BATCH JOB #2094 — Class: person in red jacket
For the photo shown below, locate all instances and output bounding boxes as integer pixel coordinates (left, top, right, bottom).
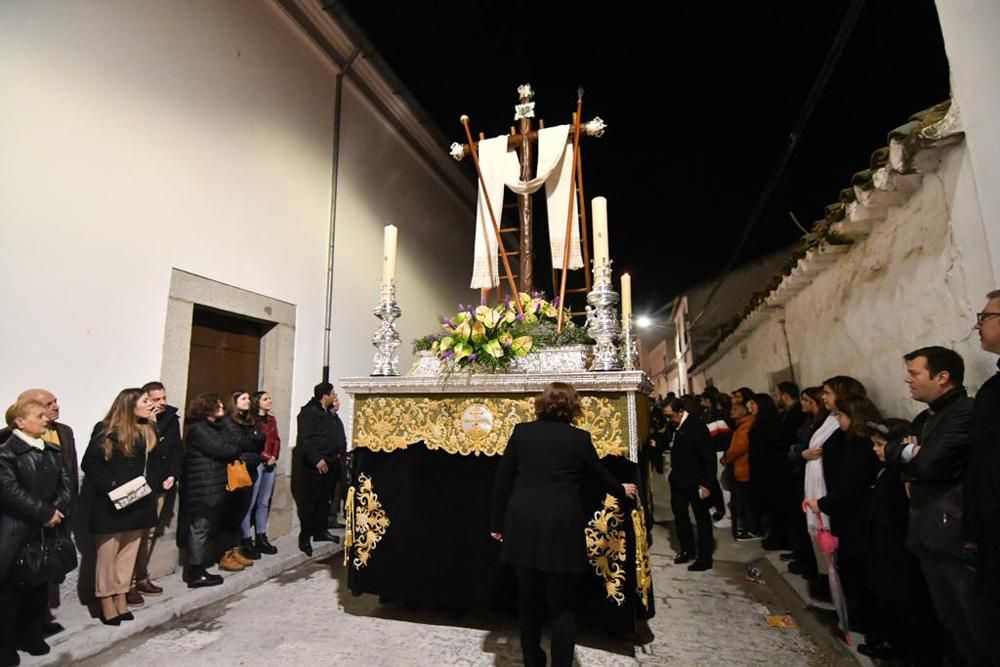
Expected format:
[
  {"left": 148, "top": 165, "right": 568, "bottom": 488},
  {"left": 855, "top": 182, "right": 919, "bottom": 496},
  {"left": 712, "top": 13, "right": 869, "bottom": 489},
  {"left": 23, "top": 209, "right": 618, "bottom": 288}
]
[
  {"left": 722, "top": 402, "right": 758, "bottom": 541},
  {"left": 243, "top": 391, "right": 281, "bottom": 555}
]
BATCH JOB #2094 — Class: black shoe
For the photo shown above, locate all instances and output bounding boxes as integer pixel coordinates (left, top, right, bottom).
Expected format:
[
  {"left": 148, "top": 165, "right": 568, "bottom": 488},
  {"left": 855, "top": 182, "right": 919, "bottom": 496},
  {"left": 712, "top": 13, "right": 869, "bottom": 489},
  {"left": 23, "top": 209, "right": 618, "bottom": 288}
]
[
  {"left": 241, "top": 539, "right": 262, "bottom": 560},
  {"left": 711, "top": 510, "right": 725, "bottom": 522},
  {"left": 187, "top": 568, "right": 224, "bottom": 588},
  {"left": 735, "top": 531, "right": 761, "bottom": 542},
  {"left": 687, "top": 560, "right": 713, "bottom": 572},
  {"left": 673, "top": 552, "right": 694, "bottom": 565},
  {"left": 16, "top": 638, "right": 49, "bottom": 657},
  {"left": 312, "top": 530, "right": 339, "bottom": 543},
  {"left": 1, "top": 648, "right": 20, "bottom": 666},
  {"left": 788, "top": 560, "right": 808, "bottom": 575},
  {"left": 100, "top": 614, "right": 121, "bottom": 626},
  {"left": 118, "top": 612, "right": 135, "bottom": 622},
  {"left": 328, "top": 519, "right": 345, "bottom": 529},
  {"left": 298, "top": 536, "right": 313, "bottom": 556},
  {"left": 41, "top": 621, "right": 64, "bottom": 637},
  {"left": 778, "top": 552, "right": 796, "bottom": 561},
  {"left": 255, "top": 534, "right": 278, "bottom": 555}
]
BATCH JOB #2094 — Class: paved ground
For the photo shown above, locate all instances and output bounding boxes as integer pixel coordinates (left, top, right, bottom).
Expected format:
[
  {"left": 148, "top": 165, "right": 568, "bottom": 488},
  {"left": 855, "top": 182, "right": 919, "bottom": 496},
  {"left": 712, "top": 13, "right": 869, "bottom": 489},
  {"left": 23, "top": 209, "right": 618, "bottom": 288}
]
[{"left": 73, "top": 476, "right": 856, "bottom": 666}]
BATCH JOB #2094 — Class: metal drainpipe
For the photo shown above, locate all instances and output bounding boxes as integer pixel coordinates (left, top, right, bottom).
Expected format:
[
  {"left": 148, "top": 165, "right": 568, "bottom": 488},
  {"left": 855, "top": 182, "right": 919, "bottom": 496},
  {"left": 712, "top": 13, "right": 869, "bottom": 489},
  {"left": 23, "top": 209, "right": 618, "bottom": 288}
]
[
  {"left": 779, "top": 310, "right": 797, "bottom": 385},
  {"left": 322, "top": 48, "right": 362, "bottom": 383}
]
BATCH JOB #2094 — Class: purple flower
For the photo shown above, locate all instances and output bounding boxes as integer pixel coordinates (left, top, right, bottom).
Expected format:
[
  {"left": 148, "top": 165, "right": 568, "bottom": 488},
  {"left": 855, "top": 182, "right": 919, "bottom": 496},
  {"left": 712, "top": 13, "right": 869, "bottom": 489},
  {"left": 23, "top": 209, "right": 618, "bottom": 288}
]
[
  {"left": 502, "top": 341, "right": 512, "bottom": 349},
  {"left": 516, "top": 313, "right": 525, "bottom": 321},
  {"left": 441, "top": 350, "right": 455, "bottom": 359},
  {"left": 443, "top": 318, "right": 453, "bottom": 327},
  {"left": 553, "top": 296, "right": 561, "bottom": 306},
  {"left": 469, "top": 353, "right": 478, "bottom": 361}
]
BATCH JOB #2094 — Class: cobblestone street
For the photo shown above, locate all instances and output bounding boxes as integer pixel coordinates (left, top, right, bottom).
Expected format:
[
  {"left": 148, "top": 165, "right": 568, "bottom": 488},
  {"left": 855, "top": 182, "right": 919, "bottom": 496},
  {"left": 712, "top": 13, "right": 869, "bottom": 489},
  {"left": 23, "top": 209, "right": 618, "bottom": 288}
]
[{"left": 76, "top": 517, "right": 842, "bottom": 667}]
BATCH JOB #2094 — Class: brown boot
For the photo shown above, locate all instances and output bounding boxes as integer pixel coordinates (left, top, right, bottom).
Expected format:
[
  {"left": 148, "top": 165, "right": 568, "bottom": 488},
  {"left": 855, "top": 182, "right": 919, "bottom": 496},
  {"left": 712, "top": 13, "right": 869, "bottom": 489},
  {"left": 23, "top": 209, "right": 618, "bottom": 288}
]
[
  {"left": 218, "top": 550, "right": 245, "bottom": 572},
  {"left": 230, "top": 548, "right": 254, "bottom": 567}
]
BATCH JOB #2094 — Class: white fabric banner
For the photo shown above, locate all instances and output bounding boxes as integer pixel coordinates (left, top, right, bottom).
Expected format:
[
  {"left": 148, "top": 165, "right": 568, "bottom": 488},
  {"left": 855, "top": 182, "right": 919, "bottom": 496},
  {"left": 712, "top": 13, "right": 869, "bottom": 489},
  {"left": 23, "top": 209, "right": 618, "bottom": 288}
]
[
  {"left": 470, "top": 125, "right": 584, "bottom": 288},
  {"left": 470, "top": 135, "right": 509, "bottom": 288}
]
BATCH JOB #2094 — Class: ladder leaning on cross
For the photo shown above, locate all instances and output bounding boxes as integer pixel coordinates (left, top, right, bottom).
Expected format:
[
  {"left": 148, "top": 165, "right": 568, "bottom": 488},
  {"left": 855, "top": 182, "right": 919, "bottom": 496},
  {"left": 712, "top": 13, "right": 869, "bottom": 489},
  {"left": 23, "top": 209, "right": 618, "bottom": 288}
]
[{"left": 451, "top": 84, "right": 607, "bottom": 330}]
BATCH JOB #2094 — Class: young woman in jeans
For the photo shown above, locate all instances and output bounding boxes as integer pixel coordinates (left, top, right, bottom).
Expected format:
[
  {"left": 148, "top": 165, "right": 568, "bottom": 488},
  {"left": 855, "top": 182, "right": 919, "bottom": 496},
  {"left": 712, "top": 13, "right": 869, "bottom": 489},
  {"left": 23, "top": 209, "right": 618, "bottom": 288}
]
[{"left": 242, "top": 391, "right": 280, "bottom": 555}]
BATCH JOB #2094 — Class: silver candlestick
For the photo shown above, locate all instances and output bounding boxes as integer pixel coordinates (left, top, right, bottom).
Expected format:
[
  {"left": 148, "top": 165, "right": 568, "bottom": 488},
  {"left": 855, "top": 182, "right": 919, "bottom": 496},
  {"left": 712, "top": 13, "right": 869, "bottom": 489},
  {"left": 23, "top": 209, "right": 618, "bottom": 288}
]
[
  {"left": 621, "top": 320, "right": 639, "bottom": 371},
  {"left": 584, "top": 259, "right": 622, "bottom": 371},
  {"left": 371, "top": 280, "right": 401, "bottom": 376}
]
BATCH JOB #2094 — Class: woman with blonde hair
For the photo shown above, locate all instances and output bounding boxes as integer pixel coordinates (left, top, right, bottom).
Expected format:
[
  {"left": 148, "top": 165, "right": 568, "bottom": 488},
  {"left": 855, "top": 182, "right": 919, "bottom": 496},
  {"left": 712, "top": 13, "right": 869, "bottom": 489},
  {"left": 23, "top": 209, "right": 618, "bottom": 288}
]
[{"left": 82, "top": 388, "right": 164, "bottom": 625}]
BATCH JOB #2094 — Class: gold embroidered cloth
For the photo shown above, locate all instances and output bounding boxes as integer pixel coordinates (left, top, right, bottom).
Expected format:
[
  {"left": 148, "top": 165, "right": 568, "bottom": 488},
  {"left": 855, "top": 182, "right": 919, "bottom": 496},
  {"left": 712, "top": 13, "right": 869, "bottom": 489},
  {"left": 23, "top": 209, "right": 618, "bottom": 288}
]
[{"left": 351, "top": 393, "right": 633, "bottom": 458}]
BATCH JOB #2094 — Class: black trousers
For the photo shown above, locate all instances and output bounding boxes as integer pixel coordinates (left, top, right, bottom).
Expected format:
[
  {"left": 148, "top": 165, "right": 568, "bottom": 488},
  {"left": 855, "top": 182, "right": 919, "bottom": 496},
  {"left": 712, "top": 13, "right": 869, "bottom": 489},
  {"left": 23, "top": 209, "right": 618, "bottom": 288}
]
[
  {"left": 515, "top": 567, "right": 577, "bottom": 667},
  {"left": 294, "top": 461, "right": 338, "bottom": 538},
  {"left": 920, "top": 552, "right": 1000, "bottom": 666},
  {"left": 730, "top": 481, "right": 759, "bottom": 536},
  {"left": 186, "top": 508, "right": 221, "bottom": 567},
  {"left": 670, "top": 483, "right": 714, "bottom": 561},
  {"left": 0, "top": 578, "right": 47, "bottom": 654}
]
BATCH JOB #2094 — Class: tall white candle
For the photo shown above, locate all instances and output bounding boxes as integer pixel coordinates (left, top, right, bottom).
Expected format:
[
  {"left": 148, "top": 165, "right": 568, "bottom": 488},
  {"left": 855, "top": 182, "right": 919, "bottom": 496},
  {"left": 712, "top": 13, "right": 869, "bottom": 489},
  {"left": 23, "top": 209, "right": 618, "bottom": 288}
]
[
  {"left": 592, "top": 197, "right": 609, "bottom": 267},
  {"left": 621, "top": 273, "right": 632, "bottom": 329},
  {"left": 382, "top": 224, "right": 398, "bottom": 284}
]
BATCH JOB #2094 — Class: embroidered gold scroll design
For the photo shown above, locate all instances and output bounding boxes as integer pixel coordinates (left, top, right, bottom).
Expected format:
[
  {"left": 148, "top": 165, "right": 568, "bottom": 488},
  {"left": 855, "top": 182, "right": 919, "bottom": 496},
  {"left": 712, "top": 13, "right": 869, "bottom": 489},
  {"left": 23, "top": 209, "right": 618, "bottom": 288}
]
[
  {"left": 350, "top": 473, "right": 390, "bottom": 570},
  {"left": 585, "top": 494, "right": 627, "bottom": 605},
  {"left": 351, "top": 394, "right": 628, "bottom": 458},
  {"left": 631, "top": 503, "right": 652, "bottom": 609}
]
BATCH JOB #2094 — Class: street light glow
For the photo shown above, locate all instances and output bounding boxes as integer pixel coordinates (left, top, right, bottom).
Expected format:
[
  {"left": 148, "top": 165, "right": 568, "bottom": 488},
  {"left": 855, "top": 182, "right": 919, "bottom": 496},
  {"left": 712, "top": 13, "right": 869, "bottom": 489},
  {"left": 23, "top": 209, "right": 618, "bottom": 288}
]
[{"left": 636, "top": 315, "right": 653, "bottom": 329}]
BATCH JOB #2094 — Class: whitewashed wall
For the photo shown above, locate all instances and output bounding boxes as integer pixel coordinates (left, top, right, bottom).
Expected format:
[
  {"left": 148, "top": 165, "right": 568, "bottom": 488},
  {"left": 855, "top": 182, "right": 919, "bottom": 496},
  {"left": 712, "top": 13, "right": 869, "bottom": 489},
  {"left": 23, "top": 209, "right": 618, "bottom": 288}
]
[
  {"left": 0, "top": 1, "right": 473, "bottom": 444},
  {"left": 701, "top": 144, "right": 997, "bottom": 418}
]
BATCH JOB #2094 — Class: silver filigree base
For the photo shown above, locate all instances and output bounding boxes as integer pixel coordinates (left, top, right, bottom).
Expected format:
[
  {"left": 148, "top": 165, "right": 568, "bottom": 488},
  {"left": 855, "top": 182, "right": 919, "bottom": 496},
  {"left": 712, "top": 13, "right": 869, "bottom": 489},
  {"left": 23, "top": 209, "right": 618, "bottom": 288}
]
[
  {"left": 585, "top": 260, "right": 622, "bottom": 372},
  {"left": 621, "top": 324, "right": 639, "bottom": 371},
  {"left": 509, "top": 345, "right": 591, "bottom": 374},
  {"left": 371, "top": 281, "right": 401, "bottom": 376}
]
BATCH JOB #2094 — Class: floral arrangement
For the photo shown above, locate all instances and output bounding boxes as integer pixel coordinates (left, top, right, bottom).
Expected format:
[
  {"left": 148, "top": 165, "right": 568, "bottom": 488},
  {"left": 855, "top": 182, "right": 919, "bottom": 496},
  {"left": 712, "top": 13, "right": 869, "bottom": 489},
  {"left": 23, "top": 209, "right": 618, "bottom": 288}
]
[{"left": 413, "top": 292, "right": 593, "bottom": 371}]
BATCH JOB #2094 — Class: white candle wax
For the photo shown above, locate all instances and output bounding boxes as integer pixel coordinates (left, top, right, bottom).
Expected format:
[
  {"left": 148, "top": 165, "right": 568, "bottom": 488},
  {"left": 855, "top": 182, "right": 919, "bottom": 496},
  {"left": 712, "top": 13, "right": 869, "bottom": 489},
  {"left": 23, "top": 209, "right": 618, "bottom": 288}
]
[
  {"left": 382, "top": 224, "right": 398, "bottom": 284},
  {"left": 592, "top": 197, "right": 609, "bottom": 266},
  {"left": 621, "top": 273, "right": 632, "bottom": 328}
]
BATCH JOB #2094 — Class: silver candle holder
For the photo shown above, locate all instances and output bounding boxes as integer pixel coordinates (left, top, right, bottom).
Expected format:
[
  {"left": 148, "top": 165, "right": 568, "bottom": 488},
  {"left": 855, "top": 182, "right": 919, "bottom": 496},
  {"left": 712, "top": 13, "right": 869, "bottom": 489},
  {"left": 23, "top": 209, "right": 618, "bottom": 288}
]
[
  {"left": 371, "top": 280, "right": 401, "bottom": 376},
  {"left": 584, "top": 259, "right": 622, "bottom": 371},
  {"left": 621, "top": 319, "right": 639, "bottom": 371}
]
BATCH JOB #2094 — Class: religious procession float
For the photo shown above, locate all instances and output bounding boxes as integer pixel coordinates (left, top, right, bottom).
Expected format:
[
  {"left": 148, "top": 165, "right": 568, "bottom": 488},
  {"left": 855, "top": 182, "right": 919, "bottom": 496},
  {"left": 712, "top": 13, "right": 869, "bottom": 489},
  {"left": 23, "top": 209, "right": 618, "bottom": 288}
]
[{"left": 340, "top": 85, "right": 654, "bottom": 633}]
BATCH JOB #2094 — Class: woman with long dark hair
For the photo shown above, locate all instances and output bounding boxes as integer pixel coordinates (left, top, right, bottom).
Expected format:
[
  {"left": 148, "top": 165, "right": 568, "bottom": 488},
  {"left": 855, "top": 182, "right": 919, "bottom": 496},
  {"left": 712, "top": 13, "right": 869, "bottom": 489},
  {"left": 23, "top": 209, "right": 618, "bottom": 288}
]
[
  {"left": 785, "top": 387, "right": 828, "bottom": 580},
  {"left": 221, "top": 391, "right": 266, "bottom": 563},
  {"left": 490, "top": 383, "right": 638, "bottom": 667},
  {"left": 181, "top": 393, "right": 239, "bottom": 586},
  {"left": 746, "top": 393, "right": 780, "bottom": 538},
  {"left": 0, "top": 399, "right": 72, "bottom": 663},
  {"left": 82, "top": 388, "right": 163, "bottom": 625},
  {"left": 242, "top": 391, "right": 280, "bottom": 555}
]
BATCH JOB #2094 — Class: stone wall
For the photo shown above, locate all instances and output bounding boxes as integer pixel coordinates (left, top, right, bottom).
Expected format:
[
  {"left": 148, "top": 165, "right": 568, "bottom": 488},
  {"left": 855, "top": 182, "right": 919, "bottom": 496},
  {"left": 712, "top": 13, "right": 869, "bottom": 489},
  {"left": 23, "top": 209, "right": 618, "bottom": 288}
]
[{"left": 699, "top": 143, "right": 998, "bottom": 417}]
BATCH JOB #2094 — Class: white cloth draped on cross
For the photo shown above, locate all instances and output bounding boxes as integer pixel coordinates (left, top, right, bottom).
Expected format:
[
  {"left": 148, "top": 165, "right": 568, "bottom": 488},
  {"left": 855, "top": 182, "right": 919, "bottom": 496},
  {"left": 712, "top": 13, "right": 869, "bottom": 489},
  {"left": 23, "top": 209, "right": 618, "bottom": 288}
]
[{"left": 470, "top": 125, "right": 584, "bottom": 289}]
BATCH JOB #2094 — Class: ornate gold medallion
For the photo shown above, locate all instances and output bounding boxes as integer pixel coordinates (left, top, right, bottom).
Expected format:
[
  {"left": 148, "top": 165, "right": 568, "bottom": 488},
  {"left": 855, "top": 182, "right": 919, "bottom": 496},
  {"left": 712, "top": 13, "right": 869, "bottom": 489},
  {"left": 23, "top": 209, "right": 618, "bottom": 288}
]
[
  {"left": 461, "top": 403, "right": 494, "bottom": 442},
  {"left": 349, "top": 473, "right": 390, "bottom": 570}
]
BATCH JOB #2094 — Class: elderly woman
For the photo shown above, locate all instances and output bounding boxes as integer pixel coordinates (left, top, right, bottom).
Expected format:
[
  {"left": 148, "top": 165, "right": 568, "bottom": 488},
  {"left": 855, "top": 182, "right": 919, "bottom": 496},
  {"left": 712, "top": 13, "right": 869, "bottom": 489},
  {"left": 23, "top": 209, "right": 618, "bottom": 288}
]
[
  {"left": 82, "top": 388, "right": 163, "bottom": 625},
  {"left": 490, "top": 382, "right": 638, "bottom": 667},
  {"left": 0, "top": 399, "right": 72, "bottom": 664}
]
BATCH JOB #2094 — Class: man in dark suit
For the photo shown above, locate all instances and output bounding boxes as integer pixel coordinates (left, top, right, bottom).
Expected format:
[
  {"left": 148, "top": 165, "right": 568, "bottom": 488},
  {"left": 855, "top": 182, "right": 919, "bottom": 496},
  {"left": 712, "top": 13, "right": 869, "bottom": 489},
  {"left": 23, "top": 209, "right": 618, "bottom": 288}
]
[
  {"left": 292, "top": 382, "right": 345, "bottom": 556},
  {"left": 664, "top": 397, "right": 717, "bottom": 571}
]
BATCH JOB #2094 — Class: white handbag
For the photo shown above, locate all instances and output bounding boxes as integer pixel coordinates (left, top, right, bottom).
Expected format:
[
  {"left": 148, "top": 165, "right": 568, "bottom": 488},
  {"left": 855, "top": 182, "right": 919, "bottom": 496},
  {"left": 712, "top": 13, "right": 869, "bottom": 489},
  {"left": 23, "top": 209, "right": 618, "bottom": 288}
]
[{"left": 107, "top": 447, "right": 152, "bottom": 510}]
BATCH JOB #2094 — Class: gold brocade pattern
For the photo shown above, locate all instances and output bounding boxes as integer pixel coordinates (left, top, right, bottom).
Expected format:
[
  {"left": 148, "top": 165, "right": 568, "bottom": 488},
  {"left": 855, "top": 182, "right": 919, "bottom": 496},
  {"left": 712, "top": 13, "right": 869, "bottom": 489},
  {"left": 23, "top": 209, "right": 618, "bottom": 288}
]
[
  {"left": 631, "top": 504, "right": 652, "bottom": 609},
  {"left": 585, "top": 494, "right": 627, "bottom": 605},
  {"left": 352, "top": 394, "right": 629, "bottom": 458},
  {"left": 350, "top": 474, "right": 390, "bottom": 570},
  {"left": 343, "top": 486, "right": 356, "bottom": 567}
]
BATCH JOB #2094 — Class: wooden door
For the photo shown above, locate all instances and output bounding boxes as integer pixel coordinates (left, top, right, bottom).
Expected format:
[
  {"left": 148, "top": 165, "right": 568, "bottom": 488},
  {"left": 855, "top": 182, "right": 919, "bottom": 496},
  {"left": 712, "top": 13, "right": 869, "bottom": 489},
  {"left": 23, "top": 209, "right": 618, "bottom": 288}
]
[{"left": 186, "top": 307, "right": 266, "bottom": 404}]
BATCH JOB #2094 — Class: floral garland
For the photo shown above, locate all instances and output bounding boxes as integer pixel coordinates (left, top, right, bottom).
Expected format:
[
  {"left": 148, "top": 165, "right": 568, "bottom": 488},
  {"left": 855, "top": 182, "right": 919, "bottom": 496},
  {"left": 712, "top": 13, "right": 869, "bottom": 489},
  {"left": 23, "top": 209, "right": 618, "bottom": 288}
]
[{"left": 413, "top": 292, "right": 592, "bottom": 371}]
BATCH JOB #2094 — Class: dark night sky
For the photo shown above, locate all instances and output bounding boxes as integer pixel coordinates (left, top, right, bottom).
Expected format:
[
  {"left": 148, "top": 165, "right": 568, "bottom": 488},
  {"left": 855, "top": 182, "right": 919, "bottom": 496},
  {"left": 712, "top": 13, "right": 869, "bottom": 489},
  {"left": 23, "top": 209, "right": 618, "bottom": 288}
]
[{"left": 336, "top": 0, "right": 950, "bottom": 316}]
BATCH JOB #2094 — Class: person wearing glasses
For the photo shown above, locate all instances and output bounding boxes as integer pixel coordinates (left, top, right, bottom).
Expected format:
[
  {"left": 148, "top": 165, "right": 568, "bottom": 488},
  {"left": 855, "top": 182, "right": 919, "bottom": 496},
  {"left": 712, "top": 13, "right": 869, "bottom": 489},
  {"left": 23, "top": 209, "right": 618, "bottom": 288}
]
[{"left": 964, "top": 291, "right": 1000, "bottom": 647}]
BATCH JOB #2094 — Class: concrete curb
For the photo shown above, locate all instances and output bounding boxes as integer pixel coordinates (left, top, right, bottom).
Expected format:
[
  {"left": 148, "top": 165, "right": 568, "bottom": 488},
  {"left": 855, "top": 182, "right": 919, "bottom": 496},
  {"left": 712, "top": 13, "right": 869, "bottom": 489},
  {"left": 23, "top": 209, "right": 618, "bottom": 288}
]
[{"left": 24, "top": 531, "right": 344, "bottom": 666}]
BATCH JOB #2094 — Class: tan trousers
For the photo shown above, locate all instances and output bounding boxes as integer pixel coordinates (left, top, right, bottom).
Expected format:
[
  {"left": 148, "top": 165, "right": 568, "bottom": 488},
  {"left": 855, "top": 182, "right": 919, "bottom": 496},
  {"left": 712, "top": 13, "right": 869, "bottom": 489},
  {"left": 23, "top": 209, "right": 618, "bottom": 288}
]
[
  {"left": 95, "top": 530, "right": 143, "bottom": 598},
  {"left": 133, "top": 494, "right": 167, "bottom": 584}
]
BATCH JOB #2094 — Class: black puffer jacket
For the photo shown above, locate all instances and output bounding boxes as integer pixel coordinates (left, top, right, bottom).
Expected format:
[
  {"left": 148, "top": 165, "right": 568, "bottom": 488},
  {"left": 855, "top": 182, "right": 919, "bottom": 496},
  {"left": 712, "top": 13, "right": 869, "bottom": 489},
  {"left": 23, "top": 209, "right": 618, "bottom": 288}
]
[
  {"left": 181, "top": 419, "right": 239, "bottom": 514},
  {"left": 0, "top": 432, "right": 72, "bottom": 578},
  {"left": 81, "top": 424, "right": 162, "bottom": 534},
  {"left": 221, "top": 415, "right": 265, "bottom": 481}
]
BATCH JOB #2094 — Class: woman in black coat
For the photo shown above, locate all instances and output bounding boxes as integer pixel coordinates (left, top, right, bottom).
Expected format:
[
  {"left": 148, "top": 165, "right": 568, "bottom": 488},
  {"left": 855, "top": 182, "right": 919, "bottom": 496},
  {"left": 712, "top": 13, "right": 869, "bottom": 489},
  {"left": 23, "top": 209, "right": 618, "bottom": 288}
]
[
  {"left": 181, "top": 393, "right": 239, "bottom": 587},
  {"left": 81, "top": 388, "right": 163, "bottom": 625},
  {"left": 0, "top": 398, "right": 72, "bottom": 665},
  {"left": 220, "top": 391, "right": 266, "bottom": 563},
  {"left": 746, "top": 393, "right": 781, "bottom": 540},
  {"left": 490, "top": 382, "right": 638, "bottom": 667}
]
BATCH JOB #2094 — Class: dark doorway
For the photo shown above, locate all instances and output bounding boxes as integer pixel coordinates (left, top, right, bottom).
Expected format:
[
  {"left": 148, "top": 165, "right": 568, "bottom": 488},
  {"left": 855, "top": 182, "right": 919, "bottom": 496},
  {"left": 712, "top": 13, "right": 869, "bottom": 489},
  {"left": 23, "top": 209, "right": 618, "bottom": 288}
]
[{"left": 186, "top": 306, "right": 275, "bottom": 404}]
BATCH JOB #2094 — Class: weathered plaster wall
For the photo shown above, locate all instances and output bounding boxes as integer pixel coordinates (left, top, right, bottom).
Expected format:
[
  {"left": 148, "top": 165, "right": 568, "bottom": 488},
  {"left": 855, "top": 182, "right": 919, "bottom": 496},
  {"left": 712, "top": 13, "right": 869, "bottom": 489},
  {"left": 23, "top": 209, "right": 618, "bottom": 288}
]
[{"left": 702, "top": 144, "right": 996, "bottom": 417}]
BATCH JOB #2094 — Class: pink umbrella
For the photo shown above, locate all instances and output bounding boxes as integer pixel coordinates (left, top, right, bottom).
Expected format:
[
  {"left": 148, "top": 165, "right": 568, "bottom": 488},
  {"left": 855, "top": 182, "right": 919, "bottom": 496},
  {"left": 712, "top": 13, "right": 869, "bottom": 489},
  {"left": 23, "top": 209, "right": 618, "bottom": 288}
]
[{"left": 806, "top": 503, "right": 851, "bottom": 645}]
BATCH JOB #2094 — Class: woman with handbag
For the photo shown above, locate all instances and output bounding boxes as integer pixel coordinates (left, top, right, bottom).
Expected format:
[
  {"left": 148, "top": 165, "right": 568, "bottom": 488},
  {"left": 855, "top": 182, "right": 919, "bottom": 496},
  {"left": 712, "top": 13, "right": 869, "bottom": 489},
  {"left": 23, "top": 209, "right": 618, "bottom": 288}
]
[
  {"left": 81, "top": 388, "right": 162, "bottom": 626},
  {"left": 221, "top": 391, "right": 266, "bottom": 564},
  {"left": 243, "top": 391, "right": 280, "bottom": 555},
  {"left": 0, "top": 398, "right": 72, "bottom": 666},
  {"left": 181, "top": 393, "right": 240, "bottom": 585}
]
